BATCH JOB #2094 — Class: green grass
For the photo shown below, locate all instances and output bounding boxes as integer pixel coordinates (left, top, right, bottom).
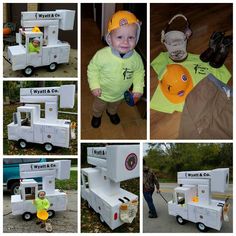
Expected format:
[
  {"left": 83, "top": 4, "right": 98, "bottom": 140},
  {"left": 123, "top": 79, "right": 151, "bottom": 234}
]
[
  {"left": 55, "top": 170, "right": 77, "bottom": 190},
  {"left": 3, "top": 104, "right": 77, "bottom": 155}
]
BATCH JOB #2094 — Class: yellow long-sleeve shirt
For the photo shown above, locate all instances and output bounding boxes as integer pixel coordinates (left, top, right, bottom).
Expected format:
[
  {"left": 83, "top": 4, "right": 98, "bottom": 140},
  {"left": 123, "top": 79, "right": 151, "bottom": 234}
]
[{"left": 88, "top": 47, "right": 145, "bottom": 102}]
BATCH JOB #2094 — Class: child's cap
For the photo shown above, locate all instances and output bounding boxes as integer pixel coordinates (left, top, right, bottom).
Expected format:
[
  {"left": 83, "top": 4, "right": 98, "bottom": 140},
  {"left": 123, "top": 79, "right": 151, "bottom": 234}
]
[
  {"left": 106, "top": 11, "right": 141, "bottom": 46},
  {"left": 38, "top": 190, "right": 46, "bottom": 196},
  {"left": 33, "top": 37, "right": 40, "bottom": 43},
  {"left": 107, "top": 10, "right": 140, "bottom": 33}
]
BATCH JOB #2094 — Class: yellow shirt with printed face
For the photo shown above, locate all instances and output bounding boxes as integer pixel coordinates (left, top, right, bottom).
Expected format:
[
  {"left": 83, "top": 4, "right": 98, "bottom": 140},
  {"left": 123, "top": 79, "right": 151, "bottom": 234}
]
[{"left": 87, "top": 47, "right": 145, "bottom": 102}]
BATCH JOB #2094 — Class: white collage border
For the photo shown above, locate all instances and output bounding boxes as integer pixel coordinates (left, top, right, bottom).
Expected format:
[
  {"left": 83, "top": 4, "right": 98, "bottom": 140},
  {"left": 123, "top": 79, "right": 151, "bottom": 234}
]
[{"left": 0, "top": 0, "right": 235, "bottom": 235}]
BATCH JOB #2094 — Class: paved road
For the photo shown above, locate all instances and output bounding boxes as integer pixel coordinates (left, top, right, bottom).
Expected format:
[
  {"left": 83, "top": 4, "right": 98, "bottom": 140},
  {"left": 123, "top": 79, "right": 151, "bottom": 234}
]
[
  {"left": 143, "top": 183, "right": 233, "bottom": 233},
  {"left": 3, "top": 190, "right": 78, "bottom": 233}
]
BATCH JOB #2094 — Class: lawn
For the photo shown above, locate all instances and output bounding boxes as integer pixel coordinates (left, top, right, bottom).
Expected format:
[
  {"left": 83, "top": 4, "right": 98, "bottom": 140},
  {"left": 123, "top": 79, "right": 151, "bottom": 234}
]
[
  {"left": 55, "top": 170, "right": 77, "bottom": 190},
  {"left": 3, "top": 104, "right": 77, "bottom": 155}
]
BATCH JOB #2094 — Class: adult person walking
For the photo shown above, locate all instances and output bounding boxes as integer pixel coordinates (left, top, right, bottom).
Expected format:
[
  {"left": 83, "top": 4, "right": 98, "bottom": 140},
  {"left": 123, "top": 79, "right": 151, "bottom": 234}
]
[{"left": 143, "top": 159, "right": 160, "bottom": 218}]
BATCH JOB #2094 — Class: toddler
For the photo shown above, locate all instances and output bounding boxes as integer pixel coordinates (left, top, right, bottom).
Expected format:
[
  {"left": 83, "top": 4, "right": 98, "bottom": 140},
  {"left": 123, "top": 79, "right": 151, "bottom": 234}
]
[
  {"left": 33, "top": 190, "right": 50, "bottom": 228},
  {"left": 88, "top": 11, "right": 145, "bottom": 128},
  {"left": 29, "top": 37, "right": 40, "bottom": 53}
]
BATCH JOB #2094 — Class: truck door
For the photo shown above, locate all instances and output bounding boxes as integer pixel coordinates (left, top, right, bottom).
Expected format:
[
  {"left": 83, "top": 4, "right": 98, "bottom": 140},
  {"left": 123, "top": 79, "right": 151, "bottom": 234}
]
[
  {"left": 26, "top": 35, "right": 43, "bottom": 67},
  {"left": 18, "top": 111, "right": 34, "bottom": 142}
]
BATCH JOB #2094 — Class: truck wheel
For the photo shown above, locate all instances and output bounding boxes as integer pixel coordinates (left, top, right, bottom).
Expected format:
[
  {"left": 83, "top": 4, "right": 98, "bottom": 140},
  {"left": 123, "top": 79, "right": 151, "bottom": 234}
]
[
  {"left": 44, "top": 143, "right": 53, "bottom": 152},
  {"left": 47, "top": 210, "right": 55, "bottom": 218},
  {"left": 196, "top": 222, "right": 208, "bottom": 232},
  {"left": 18, "top": 139, "right": 27, "bottom": 149},
  {"left": 176, "top": 215, "right": 186, "bottom": 225},
  {"left": 48, "top": 63, "right": 57, "bottom": 72},
  {"left": 10, "top": 182, "right": 20, "bottom": 195},
  {"left": 23, "top": 66, "right": 34, "bottom": 77},
  {"left": 22, "top": 212, "right": 33, "bottom": 221}
]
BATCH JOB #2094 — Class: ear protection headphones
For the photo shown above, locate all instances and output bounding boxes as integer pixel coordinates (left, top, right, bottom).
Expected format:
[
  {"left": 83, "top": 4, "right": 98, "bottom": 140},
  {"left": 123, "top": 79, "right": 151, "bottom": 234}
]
[{"left": 161, "top": 14, "right": 192, "bottom": 43}]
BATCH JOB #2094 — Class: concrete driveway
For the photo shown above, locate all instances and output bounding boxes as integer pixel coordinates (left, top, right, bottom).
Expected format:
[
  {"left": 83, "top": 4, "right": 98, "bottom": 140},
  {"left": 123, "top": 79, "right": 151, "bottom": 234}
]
[
  {"left": 3, "top": 190, "right": 77, "bottom": 233},
  {"left": 143, "top": 183, "right": 233, "bottom": 233}
]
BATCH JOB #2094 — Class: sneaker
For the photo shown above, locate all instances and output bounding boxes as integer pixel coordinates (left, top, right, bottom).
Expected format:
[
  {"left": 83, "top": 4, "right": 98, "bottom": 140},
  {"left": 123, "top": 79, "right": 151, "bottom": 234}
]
[
  {"left": 106, "top": 110, "right": 120, "bottom": 125},
  {"left": 91, "top": 116, "right": 101, "bottom": 128}
]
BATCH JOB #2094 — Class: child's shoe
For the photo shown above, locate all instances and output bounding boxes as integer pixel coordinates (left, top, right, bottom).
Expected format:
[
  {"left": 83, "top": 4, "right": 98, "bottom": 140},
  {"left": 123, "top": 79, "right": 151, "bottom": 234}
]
[
  {"left": 200, "top": 32, "right": 225, "bottom": 62},
  {"left": 209, "top": 35, "right": 232, "bottom": 68},
  {"left": 106, "top": 110, "right": 120, "bottom": 125},
  {"left": 91, "top": 116, "right": 101, "bottom": 128}
]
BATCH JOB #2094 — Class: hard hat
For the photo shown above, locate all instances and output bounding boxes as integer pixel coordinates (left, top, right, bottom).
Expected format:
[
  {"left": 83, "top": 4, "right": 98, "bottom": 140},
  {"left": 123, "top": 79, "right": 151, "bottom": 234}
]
[
  {"left": 160, "top": 64, "right": 193, "bottom": 104},
  {"left": 37, "top": 210, "right": 49, "bottom": 221},
  {"left": 107, "top": 11, "right": 140, "bottom": 33},
  {"left": 32, "top": 26, "right": 41, "bottom": 33},
  {"left": 106, "top": 11, "right": 141, "bottom": 46}
]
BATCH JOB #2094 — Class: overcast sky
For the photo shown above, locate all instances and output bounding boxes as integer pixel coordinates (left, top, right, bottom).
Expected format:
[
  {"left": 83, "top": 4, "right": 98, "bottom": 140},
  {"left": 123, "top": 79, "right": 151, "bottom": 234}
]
[{"left": 143, "top": 143, "right": 149, "bottom": 156}]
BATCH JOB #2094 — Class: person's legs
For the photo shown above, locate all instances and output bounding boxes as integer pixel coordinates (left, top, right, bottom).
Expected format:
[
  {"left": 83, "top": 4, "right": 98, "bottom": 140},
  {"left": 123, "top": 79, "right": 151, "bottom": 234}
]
[
  {"left": 106, "top": 100, "right": 122, "bottom": 124},
  {"left": 143, "top": 191, "right": 157, "bottom": 217},
  {"left": 92, "top": 97, "right": 107, "bottom": 117},
  {"left": 91, "top": 97, "right": 107, "bottom": 128},
  {"left": 107, "top": 100, "right": 122, "bottom": 115}
]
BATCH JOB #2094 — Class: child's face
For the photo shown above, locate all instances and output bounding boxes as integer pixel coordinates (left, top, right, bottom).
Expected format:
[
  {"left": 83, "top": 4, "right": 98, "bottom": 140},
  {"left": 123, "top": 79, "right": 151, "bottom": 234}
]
[
  {"left": 32, "top": 40, "right": 40, "bottom": 48},
  {"left": 38, "top": 191, "right": 46, "bottom": 199},
  {"left": 108, "top": 24, "right": 137, "bottom": 54}
]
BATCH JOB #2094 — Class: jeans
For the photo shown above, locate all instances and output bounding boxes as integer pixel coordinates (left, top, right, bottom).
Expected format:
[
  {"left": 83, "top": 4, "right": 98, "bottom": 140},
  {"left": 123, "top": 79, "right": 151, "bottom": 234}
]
[{"left": 143, "top": 190, "right": 157, "bottom": 216}]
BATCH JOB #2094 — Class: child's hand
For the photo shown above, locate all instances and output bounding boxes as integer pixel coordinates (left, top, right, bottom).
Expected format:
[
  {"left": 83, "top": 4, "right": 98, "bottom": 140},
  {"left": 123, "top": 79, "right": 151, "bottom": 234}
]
[
  {"left": 92, "top": 88, "right": 102, "bottom": 97},
  {"left": 132, "top": 92, "right": 142, "bottom": 98}
]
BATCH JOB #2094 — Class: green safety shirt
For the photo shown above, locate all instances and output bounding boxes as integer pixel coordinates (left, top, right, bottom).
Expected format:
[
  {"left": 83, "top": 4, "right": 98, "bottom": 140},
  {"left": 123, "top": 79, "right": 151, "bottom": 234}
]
[
  {"left": 33, "top": 197, "right": 50, "bottom": 212},
  {"left": 87, "top": 47, "right": 145, "bottom": 102},
  {"left": 28, "top": 42, "right": 40, "bottom": 53},
  {"left": 151, "top": 52, "right": 231, "bottom": 113}
]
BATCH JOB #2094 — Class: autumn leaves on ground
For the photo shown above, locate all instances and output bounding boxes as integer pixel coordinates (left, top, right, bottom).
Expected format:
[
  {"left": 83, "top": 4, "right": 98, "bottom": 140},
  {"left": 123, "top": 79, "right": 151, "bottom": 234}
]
[
  {"left": 81, "top": 178, "right": 140, "bottom": 233},
  {"left": 3, "top": 103, "right": 77, "bottom": 155}
]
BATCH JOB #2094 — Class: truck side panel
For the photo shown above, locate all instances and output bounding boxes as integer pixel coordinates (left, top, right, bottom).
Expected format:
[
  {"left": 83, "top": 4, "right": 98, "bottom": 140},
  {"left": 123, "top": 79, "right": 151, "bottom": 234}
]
[
  {"left": 168, "top": 201, "right": 188, "bottom": 219},
  {"left": 43, "top": 125, "right": 69, "bottom": 148},
  {"left": 34, "top": 124, "right": 43, "bottom": 143}
]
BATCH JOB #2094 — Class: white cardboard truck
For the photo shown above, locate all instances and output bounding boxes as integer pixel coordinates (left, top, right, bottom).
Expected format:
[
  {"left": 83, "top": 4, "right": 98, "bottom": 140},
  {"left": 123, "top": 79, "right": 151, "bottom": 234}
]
[
  {"left": 81, "top": 145, "right": 139, "bottom": 230},
  {"left": 7, "top": 85, "right": 76, "bottom": 152},
  {"left": 11, "top": 160, "right": 71, "bottom": 220},
  {"left": 168, "top": 168, "right": 230, "bottom": 232},
  {"left": 7, "top": 10, "right": 75, "bottom": 76}
]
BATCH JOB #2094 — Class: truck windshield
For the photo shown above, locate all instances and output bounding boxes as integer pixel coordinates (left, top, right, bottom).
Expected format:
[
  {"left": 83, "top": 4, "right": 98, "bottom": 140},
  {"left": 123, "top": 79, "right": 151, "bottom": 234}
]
[
  {"left": 177, "top": 192, "right": 185, "bottom": 205},
  {"left": 28, "top": 37, "right": 41, "bottom": 53},
  {"left": 25, "top": 187, "right": 36, "bottom": 200},
  {"left": 21, "top": 112, "right": 31, "bottom": 127}
]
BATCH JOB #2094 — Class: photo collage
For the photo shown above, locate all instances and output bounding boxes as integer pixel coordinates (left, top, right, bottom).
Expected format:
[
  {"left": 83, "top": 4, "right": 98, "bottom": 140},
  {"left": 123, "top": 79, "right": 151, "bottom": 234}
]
[{"left": 1, "top": 1, "right": 233, "bottom": 234}]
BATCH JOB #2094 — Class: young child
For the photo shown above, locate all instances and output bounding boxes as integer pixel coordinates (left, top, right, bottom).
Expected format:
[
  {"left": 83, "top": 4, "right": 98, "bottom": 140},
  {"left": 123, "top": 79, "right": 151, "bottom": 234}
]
[
  {"left": 87, "top": 10, "right": 145, "bottom": 128},
  {"left": 33, "top": 190, "right": 50, "bottom": 228},
  {"left": 29, "top": 37, "right": 40, "bottom": 53}
]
